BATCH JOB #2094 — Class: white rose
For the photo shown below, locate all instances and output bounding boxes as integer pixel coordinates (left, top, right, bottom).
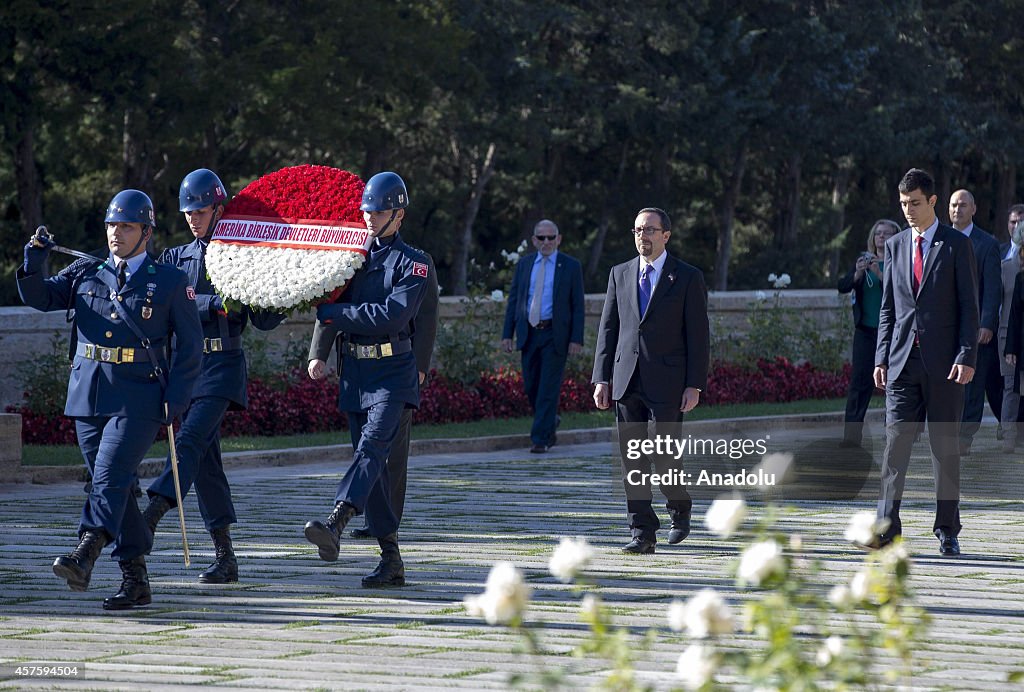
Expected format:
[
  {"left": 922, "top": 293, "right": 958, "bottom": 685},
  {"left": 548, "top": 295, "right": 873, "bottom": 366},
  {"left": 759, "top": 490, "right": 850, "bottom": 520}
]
[
  {"left": 849, "top": 567, "right": 879, "bottom": 603},
  {"left": 490, "top": 289, "right": 504, "bottom": 301},
  {"left": 580, "top": 593, "right": 601, "bottom": 620},
  {"left": 828, "top": 584, "right": 853, "bottom": 608},
  {"left": 682, "top": 589, "right": 734, "bottom": 638},
  {"left": 755, "top": 290, "right": 768, "bottom": 301},
  {"left": 676, "top": 642, "right": 717, "bottom": 690},
  {"left": 779, "top": 273, "right": 791, "bottom": 286},
  {"left": 667, "top": 598, "right": 686, "bottom": 632},
  {"left": 463, "top": 562, "right": 531, "bottom": 625},
  {"left": 508, "top": 252, "right": 520, "bottom": 263},
  {"left": 844, "top": 511, "right": 885, "bottom": 546},
  {"left": 548, "top": 537, "right": 593, "bottom": 583},
  {"left": 737, "top": 540, "right": 785, "bottom": 586},
  {"left": 767, "top": 273, "right": 777, "bottom": 282},
  {"left": 704, "top": 494, "right": 747, "bottom": 538},
  {"left": 816, "top": 635, "right": 844, "bottom": 666}
]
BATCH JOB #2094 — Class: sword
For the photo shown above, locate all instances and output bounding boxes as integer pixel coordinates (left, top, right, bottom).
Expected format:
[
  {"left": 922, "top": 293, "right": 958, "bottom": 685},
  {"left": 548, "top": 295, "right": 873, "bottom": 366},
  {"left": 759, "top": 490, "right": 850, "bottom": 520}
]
[
  {"left": 164, "top": 403, "right": 191, "bottom": 567},
  {"left": 30, "top": 226, "right": 105, "bottom": 263}
]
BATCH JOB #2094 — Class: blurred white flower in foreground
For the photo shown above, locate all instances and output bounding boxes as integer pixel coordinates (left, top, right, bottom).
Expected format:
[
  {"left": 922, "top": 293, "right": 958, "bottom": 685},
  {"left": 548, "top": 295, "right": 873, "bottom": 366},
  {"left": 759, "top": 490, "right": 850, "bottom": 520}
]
[
  {"left": 676, "top": 642, "right": 717, "bottom": 690},
  {"left": 668, "top": 589, "right": 734, "bottom": 638},
  {"left": 844, "top": 511, "right": 890, "bottom": 546},
  {"left": 490, "top": 289, "right": 504, "bottom": 301},
  {"left": 816, "top": 635, "right": 844, "bottom": 666},
  {"left": 463, "top": 562, "right": 531, "bottom": 625},
  {"left": 738, "top": 540, "right": 785, "bottom": 586},
  {"left": 548, "top": 537, "right": 594, "bottom": 583},
  {"left": 704, "top": 493, "right": 747, "bottom": 538}
]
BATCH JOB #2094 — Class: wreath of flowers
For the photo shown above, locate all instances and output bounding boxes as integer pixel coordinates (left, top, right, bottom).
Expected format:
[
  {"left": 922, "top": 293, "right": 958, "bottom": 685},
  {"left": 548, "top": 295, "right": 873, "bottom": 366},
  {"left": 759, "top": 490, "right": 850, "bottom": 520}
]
[{"left": 205, "top": 164, "right": 368, "bottom": 312}]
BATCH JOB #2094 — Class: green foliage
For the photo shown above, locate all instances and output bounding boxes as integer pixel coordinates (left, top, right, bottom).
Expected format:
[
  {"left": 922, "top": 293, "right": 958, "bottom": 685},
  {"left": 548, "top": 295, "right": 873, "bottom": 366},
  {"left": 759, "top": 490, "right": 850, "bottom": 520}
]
[
  {"left": 13, "top": 332, "right": 69, "bottom": 416},
  {"left": 717, "top": 288, "right": 851, "bottom": 370},
  {"left": 433, "top": 294, "right": 515, "bottom": 384}
]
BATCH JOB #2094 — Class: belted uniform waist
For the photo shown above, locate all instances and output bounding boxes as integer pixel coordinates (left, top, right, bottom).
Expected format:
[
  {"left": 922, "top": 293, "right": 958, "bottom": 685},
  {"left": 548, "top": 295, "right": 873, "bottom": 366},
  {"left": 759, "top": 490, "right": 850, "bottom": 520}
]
[
  {"left": 77, "top": 343, "right": 141, "bottom": 364},
  {"left": 342, "top": 339, "right": 412, "bottom": 359},
  {"left": 203, "top": 336, "right": 242, "bottom": 353},
  {"left": 531, "top": 319, "right": 552, "bottom": 330}
]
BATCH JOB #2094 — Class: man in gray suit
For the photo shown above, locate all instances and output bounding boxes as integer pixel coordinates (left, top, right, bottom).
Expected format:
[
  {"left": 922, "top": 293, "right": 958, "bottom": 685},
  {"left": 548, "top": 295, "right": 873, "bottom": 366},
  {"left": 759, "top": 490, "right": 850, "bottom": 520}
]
[
  {"left": 592, "top": 207, "right": 710, "bottom": 554},
  {"left": 871, "top": 169, "right": 979, "bottom": 556},
  {"left": 949, "top": 189, "right": 1001, "bottom": 456}
]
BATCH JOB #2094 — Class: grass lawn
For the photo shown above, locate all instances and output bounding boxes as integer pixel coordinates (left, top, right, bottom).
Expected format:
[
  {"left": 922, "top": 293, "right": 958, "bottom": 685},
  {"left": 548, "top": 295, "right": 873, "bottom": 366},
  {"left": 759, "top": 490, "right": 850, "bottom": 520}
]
[{"left": 21, "top": 396, "right": 871, "bottom": 467}]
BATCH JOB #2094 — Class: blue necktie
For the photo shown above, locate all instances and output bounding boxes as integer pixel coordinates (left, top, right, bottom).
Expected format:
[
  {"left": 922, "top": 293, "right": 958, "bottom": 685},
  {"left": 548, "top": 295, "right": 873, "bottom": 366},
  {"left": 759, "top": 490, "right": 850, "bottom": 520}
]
[{"left": 639, "top": 264, "right": 652, "bottom": 315}]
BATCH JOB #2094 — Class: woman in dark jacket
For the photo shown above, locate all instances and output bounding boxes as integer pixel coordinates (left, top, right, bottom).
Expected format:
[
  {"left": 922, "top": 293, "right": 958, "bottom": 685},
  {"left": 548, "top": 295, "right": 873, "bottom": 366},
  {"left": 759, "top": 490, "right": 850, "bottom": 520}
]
[{"left": 838, "top": 218, "right": 900, "bottom": 446}]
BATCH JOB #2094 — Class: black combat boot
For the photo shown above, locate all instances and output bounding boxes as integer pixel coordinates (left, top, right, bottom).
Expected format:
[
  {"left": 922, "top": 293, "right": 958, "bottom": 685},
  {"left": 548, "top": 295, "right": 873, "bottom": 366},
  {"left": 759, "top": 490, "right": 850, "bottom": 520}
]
[
  {"left": 303, "top": 502, "right": 357, "bottom": 562},
  {"left": 361, "top": 533, "right": 406, "bottom": 588},
  {"left": 52, "top": 530, "right": 108, "bottom": 591},
  {"left": 142, "top": 494, "right": 174, "bottom": 535},
  {"left": 103, "top": 556, "right": 152, "bottom": 610},
  {"left": 199, "top": 527, "right": 239, "bottom": 584}
]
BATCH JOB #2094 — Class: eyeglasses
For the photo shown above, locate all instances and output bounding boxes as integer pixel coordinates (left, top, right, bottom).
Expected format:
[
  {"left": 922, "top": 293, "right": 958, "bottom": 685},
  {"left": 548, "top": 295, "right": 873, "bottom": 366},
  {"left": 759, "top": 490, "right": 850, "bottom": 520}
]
[
  {"left": 534, "top": 235, "right": 557, "bottom": 241},
  {"left": 631, "top": 226, "right": 664, "bottom": 236}
]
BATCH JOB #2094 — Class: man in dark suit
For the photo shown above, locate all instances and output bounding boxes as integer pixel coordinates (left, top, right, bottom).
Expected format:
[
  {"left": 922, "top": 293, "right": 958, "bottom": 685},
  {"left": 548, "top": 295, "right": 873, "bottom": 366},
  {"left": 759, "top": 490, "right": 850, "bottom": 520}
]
[
  {"left": 872, "top": 169, "right": 979, "bottom": 556},
  {"left": 949, "top": 189, "right": 1001, "bottom": 455},
  {"left": 592, "top": 207, "right": 710, "bottom": 554},
  {"left": 997, "top": 204, "right": 1024, "bottom": 450},
  {"left": 501, "top": 220, "right": 585, "bottom": 453}
]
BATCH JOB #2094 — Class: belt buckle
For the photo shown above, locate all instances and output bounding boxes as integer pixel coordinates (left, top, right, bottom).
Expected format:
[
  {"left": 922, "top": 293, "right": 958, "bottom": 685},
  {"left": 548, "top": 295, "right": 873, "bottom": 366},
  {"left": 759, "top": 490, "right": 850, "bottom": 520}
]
[
  {"left": 209, "top": 338, "right": 223, "bottom": 352},
  {"left": 99, "top": 347, "right": 120, "bottom": 364},
  {"left": 358, "top": 344, "right": 378, "bottom": 359},
  {"left": 380, "top": 343, "right": 393, "bottom": 357}
]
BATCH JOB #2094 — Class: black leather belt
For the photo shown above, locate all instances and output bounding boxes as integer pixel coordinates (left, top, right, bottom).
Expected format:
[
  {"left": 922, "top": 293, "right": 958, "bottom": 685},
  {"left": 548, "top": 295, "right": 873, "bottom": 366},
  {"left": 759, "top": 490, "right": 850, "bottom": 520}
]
[
  {"left": 204, "top": 336, "right": 242, "bottom": 353},
  {"left": 342, "top": 340, "right": 412, "bottom": 359},
  {"left": 532, "top": 319, "right": 552, "bottom": 330}
]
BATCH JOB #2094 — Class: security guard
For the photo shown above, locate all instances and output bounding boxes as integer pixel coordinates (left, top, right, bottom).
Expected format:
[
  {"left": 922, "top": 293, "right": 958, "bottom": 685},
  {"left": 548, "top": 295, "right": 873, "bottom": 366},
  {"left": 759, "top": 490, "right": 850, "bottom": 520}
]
[
  {"left": 142, "top": 169, "right": 285, "bottom": 584},
  {"left": 18, "top": 189, "right": 202, "bottom": 610},
  {"left": 303, "top": 171, "right": 429, "bottom": 588}
]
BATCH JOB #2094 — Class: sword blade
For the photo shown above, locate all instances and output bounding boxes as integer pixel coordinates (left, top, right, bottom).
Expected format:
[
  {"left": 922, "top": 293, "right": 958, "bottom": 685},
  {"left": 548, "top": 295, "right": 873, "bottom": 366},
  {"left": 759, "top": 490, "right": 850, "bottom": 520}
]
[{"left": 51, "top": 245, "right": 105, "bottom": 263}]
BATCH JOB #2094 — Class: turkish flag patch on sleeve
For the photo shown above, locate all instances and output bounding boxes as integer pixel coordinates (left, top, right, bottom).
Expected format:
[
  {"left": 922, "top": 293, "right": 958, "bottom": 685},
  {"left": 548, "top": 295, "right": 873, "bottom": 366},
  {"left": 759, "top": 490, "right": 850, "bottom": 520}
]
[
  {"left": 412, "top": 262, "right": 428, "bottom": 278},
  {"left": 186, "top": 287, "right": 196, "bottom": 300}
]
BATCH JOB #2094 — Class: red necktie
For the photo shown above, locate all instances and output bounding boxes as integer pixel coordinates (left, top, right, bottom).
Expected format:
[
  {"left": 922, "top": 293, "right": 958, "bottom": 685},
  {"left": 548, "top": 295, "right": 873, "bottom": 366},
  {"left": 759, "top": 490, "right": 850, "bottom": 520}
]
[{"left": 912, "top": 234, "right": 924, "bottom": 294}]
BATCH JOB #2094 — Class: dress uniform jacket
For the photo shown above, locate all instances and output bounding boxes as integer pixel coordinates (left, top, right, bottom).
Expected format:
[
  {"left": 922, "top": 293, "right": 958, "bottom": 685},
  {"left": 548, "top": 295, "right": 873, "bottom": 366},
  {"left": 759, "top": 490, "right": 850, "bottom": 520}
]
[
  {"left": 17, "top": 255, "right": 203, "bottom": 421},
  {"left": 159, "top": 239, "right": 284, "bottom": 409},
  {"left": 317, "top": 233, "right": 430, "bottom": 411}
]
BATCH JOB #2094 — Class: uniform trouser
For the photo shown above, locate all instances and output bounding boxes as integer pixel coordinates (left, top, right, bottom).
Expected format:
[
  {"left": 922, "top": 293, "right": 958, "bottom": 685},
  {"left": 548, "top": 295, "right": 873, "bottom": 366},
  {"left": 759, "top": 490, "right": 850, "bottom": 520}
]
[
  {"left": 359, "top": 407, "right": 413, "bottom": 528},
  {"left": 843, "top": 326, "right": 878, "bottom": 444},
  {"left": 877, "top": 351, "right": 963, "bottom": 539},
  {"left": 147, "top": 396, "right": 237, "bottom": 531},
  {"left": 521, "top": 327, "right": 568, "bottom": 447},
  {"left": 75, "top": 416, "right": 162, "bottom": 561},
  {"left": 615, "top": 383, "right": 692, "bottom": 541},
  {"left": 961, "top": 340, "right": 999, "bottom": 446},
  {"left": 335, "top": 398, "right": 405, "bottom": 538}
]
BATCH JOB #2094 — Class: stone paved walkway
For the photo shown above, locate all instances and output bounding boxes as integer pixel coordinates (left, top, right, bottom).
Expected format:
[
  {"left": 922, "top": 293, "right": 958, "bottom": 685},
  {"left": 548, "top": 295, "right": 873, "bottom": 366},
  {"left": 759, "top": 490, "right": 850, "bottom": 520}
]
[{"left": 0, "top": 427, "right": 1022, "bottom": 691}]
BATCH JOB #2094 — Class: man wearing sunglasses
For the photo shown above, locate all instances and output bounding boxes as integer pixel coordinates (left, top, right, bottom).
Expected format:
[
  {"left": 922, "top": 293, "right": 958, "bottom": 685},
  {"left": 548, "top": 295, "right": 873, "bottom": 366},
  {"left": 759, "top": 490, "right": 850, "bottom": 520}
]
[
  {"left": 592, "top": 208, "right": 710, "bottom": 554},
  {"left": 502, "top": 220, "right": 585, "bottom": 453}
]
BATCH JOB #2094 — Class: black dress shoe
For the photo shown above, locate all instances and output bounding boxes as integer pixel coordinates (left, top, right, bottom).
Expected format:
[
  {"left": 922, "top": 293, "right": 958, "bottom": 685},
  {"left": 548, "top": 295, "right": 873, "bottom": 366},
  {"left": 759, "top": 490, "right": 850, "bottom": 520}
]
[
  {"left": 529, "top": 444, "right": 548, "bottom": 454},
  {"left": 350, "top": 526, "right": 373, "bottom": 539},
  {"left": 937, "top": 530, "right": 960, "bottom": 556},
  {"left": 667, "top": 520, "right": 691, "bottom": 545},
  {"left": 622, "top": 537, "right": 656, "bottom": 554}
]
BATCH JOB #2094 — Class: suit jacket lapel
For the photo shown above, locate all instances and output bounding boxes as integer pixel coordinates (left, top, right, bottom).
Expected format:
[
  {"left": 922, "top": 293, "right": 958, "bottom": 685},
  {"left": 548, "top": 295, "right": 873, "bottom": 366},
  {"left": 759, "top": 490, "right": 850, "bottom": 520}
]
[
  {"left": 918, "top": 226, "right": 946, "bottom": 297},
  {"left": 623, "top": 258, "right": 641, "bottom": 324}
]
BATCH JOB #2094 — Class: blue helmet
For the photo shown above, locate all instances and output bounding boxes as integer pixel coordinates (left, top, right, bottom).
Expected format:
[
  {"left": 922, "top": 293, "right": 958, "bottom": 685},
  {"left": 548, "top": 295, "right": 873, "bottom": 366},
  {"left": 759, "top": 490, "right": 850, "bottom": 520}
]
[
  {"left": 179, "top": 168, "right": 228, "bottom": 212},
  {"left": 360, "top": 172, "right": 409, "bottom": 211},
  {"left": 105, "top": 189, "right": 156, "bottom": 227}
]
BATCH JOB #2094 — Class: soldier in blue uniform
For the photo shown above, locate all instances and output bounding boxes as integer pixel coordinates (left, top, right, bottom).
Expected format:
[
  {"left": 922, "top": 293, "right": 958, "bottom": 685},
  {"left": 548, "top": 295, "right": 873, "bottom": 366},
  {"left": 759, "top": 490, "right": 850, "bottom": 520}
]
[
  {"left": 142, "top": 168, "right": 285, "bottom": 584},
  {"left": 18, "top": 189, "right": 203, "bottom": 610},
  {"left": 303, "top": 171, "right": 429, "bottom": 588}
]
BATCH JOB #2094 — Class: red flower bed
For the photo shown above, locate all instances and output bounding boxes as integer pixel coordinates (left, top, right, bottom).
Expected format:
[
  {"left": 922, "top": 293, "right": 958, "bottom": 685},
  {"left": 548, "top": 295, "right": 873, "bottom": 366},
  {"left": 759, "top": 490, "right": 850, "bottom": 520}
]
[{"left": 12, "top": 359, "right": 851, "bottom": 445}]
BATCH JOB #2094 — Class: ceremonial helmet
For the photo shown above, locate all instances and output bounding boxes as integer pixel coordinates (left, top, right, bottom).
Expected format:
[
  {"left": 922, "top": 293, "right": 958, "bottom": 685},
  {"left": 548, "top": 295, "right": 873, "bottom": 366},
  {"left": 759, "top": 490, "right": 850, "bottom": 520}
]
[
  {"left": 179, "top": 168, "right": 228, "bottom": 212},
  {"left": 105, "top": 189, "right": 156, "bottom": 228},
  {"left": 360, "top": 172, "right": 409, "bottom": 211}
]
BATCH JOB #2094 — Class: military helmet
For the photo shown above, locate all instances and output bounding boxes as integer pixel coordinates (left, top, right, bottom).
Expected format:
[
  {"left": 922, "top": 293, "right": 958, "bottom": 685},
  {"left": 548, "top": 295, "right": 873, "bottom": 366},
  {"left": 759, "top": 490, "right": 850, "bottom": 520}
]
[
  {"left": 360, "top": 172, "right": 409, "bottom": 212},
  {"left": 105, "top": 189, "right": 156, "bottom": 227},
  {"left": 179, "top": 168, "right": 228, "bottom": 212}
]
